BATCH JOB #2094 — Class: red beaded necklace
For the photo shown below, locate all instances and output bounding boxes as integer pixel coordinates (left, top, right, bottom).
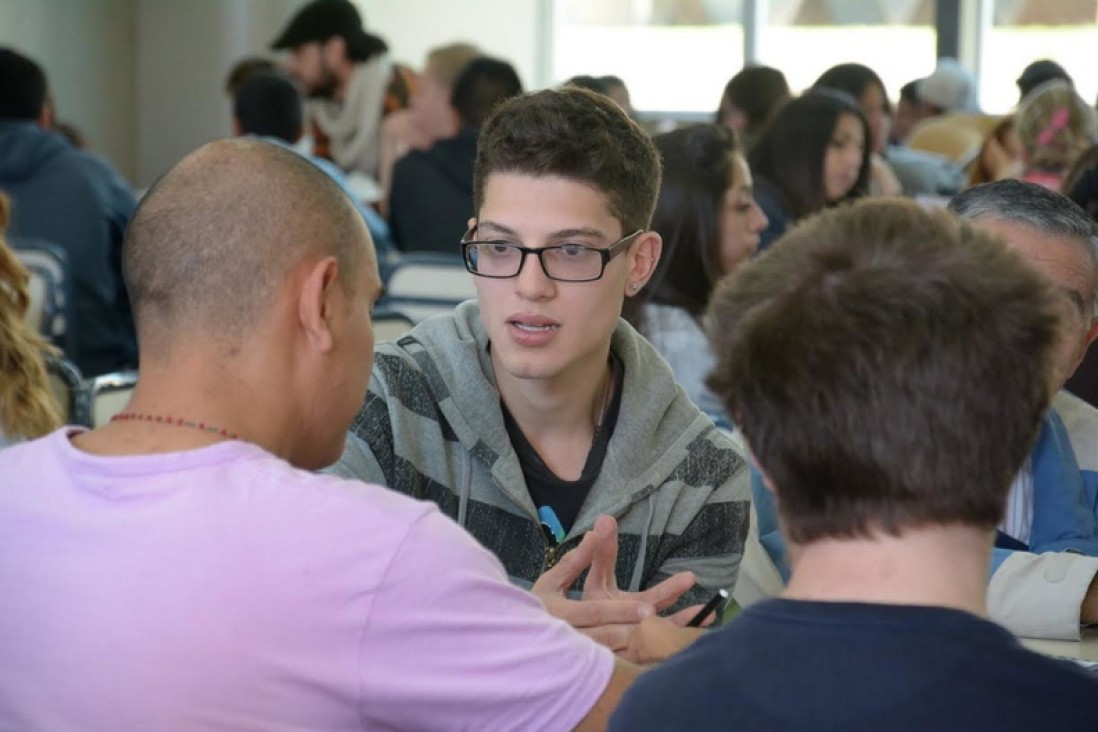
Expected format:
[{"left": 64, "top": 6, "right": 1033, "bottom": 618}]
[{"left": 110, "top": 412, "right": 240, "bottom": 440}]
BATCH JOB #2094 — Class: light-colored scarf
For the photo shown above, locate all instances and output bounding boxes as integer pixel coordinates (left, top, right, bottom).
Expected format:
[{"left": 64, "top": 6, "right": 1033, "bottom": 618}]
[{"left": 311, "top": 54, "right": 392, "bottom": 176}]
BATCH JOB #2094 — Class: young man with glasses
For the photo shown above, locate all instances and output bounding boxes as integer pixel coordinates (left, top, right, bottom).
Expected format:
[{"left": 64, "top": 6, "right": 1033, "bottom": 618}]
[{"left": 332, "top": 87, "right": 750, "bottom": 659}]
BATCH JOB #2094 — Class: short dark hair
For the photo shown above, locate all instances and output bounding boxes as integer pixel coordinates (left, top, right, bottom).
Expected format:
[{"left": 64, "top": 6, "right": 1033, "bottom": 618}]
[
  {"left": 224, "top": 56, "right": 279, "bottom": 97},
  {"left": 473, "top": 87, "right": 660, "bottom": 234},
  {"left": 123, "top": 139, "right": 367, "bottom": 352},
  {"left": 233, "top": 72, "right": 304, "bottom": 143},
  {"left": 707, "top": 198, "right": 1061, "bottom": 543},
  {"left": 813, "top": 63, "right": 892, "bottom": 116},
  {"left": 625, "top": 124, "right": 740, "bottom": 325},
  {"left": 749, "top": 89, "right": 871, "bottom": 219},
  {"left": 0, "top": 48, "right": 47, "bottom": 120},
  {"left": 899, "top": 79, "right": 921, "bottom": 105},
  {"left": 451, "top": 56, "right": 522, "bottom": 129},
  {"left": 564, "top": 75, "right": 611, "bottom": 95},
  {"left": 1017, "top": 59, "right": 1072, "bottom": 100},
  {"left": 716, "top": 65, "right": 790, "bottom": 134}
]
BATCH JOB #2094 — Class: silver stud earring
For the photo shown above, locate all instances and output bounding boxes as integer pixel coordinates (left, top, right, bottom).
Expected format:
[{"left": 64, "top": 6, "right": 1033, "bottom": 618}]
[{"left": 629, "top": 284, "right": 639, "bottom": 293}]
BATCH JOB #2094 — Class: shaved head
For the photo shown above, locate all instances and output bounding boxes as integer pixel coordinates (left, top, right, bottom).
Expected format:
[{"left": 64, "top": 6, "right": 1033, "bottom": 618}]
[{"left": 123, "top": 139, "right": 372, "bottom": 355}]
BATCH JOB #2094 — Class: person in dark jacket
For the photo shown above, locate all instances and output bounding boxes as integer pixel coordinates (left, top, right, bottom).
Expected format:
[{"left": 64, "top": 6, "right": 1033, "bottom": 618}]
[
  {"left": 388, "top": 56, "right": 522, "bottom": 254},
  {"left": 0, "top": 48, "right": 136, "bottom": 377}
]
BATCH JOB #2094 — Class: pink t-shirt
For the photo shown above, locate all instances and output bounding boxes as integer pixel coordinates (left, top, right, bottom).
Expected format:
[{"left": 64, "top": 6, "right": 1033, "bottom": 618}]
[{"left": 0, "top": 430, "right": 613, "bottom": 730}]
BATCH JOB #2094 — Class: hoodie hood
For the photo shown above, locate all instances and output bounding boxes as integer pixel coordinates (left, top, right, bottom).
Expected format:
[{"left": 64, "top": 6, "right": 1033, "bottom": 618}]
[
  {"left": 0, "top": 121, "right": 72, "bottom": 183},
  {"left": 394, "top": 300, "right": 720, "bottom": 533}
]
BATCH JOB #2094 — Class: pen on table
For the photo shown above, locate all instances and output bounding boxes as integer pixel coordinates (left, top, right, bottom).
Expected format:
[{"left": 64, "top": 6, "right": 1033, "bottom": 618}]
[{"left": 686, "top": 588, "right": 729, "bottom": 628}]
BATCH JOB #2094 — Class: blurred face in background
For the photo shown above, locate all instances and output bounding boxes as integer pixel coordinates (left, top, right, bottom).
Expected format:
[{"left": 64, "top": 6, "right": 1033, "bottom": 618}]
[
  {"left": 287, "top": 41, "right": 339, "bottom": 99},
  {"left": 859, "top": 82, "right": 891, "bottom": 155},
  {"left": 824, "top": 113, "right": 866, "bottom": 202},
  {"left": 410, "top": 62, "right": 459, "bottom": 138},
  {"left": 718, "top": 153, "right": 768, "bottom": 274},
  {"left": 892, "top": 96, "right": 921, "bottom": 143}
]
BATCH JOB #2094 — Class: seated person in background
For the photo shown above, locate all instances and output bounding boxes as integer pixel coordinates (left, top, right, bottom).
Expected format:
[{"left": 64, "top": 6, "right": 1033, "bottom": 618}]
[
  {"left": 0, "top": 193, "right": 62, "bottom": 448},
  {"left": 812, "top": 62, "right": 965, "bottom": 197},
  {"left": 564, "top": 75, "right": 634, "bottom": 117},
  {"left": 917, "top": 57, "right": 981, "bottom": 117},
  {"left": 1017, "top": 58, "right": 1074, "bottom": 102},
  {"left": 1014, "top": 79, "right": 1096, "bottom": 191},
  {"left": 231, "top": 70, "right": 395, "bottom": 272},
  {"left": 611, "top": 198, "right": 1098, "bottom": 731},
  {"left": 811, "top": 63, "right": 902, "bottom": 197},
  {"left": 377, "top": 42, "right": 481, "bottom": 216},
  {"left": 1060, "top": 144, "right": 1098, "bottom": 409},
  {"left": 623, "top": 123, "right": 767, "bottom": 428},
  {"left": 716, "top": 65, "right": 790, "bottom": 152},
  {"left": 890, "top": 79, "right": 922, "bottom": 144},
  {"left": 749, "top": 89, "right": 871, "bottom": 251},
  {"left": 967, "top": 114, "right": 1022, "bottom": 187},
  {"left": 388, "top": 56, "right": 522, "bottom": 254},
  {"left": 334, "top": 88, "right": 751, "bottom": 654},
  {"left": 0, "top": 138, "right": 651, "bottom": 730},
  {"left": 0, "top": 47, "right": 137, "bottom": 377},
  {"left": 271, "top": 0, "right": 414, "bottom": 177},
  {"left": 223, "top": 55, "right": 278, "bottom": 97},
  {"left": 756, "top": 179, "right": 1098, "bottom": 640}
]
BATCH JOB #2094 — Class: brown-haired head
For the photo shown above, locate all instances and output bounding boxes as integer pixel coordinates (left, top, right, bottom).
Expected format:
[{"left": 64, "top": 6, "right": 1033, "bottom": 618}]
[
  {"left": 473, "top": 86, "right": 660, "bottom": 234},
  {"left": 707, "top": 198, "right": 1061, "bottom": 544}
]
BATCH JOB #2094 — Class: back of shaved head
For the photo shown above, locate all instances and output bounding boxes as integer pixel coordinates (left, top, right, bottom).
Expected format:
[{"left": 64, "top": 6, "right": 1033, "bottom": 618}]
[{"left": 123, "top": 139, "right": 371, "bottom": 354}]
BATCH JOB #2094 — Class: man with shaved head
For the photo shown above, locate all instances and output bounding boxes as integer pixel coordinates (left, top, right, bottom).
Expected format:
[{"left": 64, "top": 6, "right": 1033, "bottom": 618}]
[{"left": 0, "top": 138, "right": 644, "bottom": 730}]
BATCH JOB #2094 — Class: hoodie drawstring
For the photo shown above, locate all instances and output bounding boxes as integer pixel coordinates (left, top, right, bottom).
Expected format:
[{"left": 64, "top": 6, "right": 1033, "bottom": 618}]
[
  {"left": 628, "top": 494, "right": 656, "bottom": 592},
  {"left": 458, "top": 450, "right": 472, "bottom": 528}
]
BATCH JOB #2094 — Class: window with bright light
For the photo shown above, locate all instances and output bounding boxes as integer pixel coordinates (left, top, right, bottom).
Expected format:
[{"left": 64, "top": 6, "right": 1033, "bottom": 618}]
[
  {"left": 551, "top": 0, "right": 743, "bottom": 115},
  {"left": 981, "top": 0, "right": 1098, "bottom": 113},
  {"left": 759, "top": 0, "right": 936, "bottom": 102}
]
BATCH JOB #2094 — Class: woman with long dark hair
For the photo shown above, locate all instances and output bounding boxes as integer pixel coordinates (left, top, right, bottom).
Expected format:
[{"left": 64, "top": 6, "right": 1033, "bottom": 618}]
[
  {"left": 626, "top": 124, "right": 767, "bottom": 426},
  {"left": 750, "top": 89, "right": 871, "bottom": 251}
]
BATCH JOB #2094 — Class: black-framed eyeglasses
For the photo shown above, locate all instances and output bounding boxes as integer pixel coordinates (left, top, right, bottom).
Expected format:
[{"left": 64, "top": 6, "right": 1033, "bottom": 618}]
[{"left": 460, "top": 228, "right": 644, "bottom": 282}]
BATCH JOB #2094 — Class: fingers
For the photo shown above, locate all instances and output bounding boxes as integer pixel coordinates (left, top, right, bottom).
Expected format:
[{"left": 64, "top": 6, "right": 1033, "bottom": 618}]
[
  {"left": 548, "top": 597, "right": 654, "bottom": 629},
  {"left": 531, "top": 529, "right": 600, "bottom": 595},
  {"left": 666, "top": 603, "right": 715, "bottom": 628},
  {"left": 581, "top": 515, "right": 621, "bottom": 601},
  {"left": 632, "top": 571, "right": 696, "bottom": 612},
  {"left": 622, "top": 617, "right": 704, "bottom": 664},
  {"left": 581, "top": 623, "right": 634, "bottom": 654}
]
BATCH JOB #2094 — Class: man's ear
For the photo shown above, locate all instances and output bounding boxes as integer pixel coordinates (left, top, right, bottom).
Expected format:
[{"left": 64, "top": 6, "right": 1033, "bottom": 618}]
[
  {"left": 1085, "top": 317, "right": 1098, "bottom": 349},
  {"left": 624, "top": 231, "right": 662, "bottom": 296},
  {"left": 37, "top": 103, "right": 53, "bottom": 130},
  {"left": 298, "top": 257, "right": 341, "bottom": 354}
]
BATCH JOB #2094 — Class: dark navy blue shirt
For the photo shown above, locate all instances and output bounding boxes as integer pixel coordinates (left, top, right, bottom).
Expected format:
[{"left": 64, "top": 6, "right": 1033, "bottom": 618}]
[{"left": 611, "top": 598, "right": 1098, "bottom": 731}]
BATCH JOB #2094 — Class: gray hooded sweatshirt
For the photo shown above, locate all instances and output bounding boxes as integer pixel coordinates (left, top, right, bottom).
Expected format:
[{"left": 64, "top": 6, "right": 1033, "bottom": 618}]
[{"left": 333, "top": 301, "right": 750, "bottom": 607}]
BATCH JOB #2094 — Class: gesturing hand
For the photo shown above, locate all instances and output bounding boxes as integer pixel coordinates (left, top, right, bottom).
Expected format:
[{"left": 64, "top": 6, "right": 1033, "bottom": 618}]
[{"left": 531, "top": 514, "right": 696, "bottom": 655}]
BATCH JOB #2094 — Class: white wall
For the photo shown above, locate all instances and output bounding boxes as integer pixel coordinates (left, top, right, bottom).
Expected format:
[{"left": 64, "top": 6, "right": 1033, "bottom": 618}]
[
  {"left": 133, "top": 0, "right": 302, "bottom": 186},
  {"left": 0, "top": 0, "right": 138, "bottom": 182},
  {"left": 0, "top": 1, "right": 548, "bottom": 187},
  {"left": 355, "top": 0, "right": 549, "bottom": 91}
]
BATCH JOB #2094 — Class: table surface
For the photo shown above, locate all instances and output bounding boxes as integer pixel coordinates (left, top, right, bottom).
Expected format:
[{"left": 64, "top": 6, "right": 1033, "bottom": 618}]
[{"left": 1022, "top": 628, "right": 1098, "bottom": 661}]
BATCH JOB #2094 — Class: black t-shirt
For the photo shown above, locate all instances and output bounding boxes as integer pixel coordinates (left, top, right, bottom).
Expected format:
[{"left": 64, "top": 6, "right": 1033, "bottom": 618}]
[
  {"left": 502, "top": 355, "right": 623, "bottom": 544},
  {"left": 610, "top": 598, "right": 1098, "bottom": 731}
]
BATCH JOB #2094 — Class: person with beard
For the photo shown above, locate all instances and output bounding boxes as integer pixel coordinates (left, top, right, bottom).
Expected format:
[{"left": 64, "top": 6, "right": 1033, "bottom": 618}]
[{"left": 271, "top": 0, "right": 414, "bottom": 178}]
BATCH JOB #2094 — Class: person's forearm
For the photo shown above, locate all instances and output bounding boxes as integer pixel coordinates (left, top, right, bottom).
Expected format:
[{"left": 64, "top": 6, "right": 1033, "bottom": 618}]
[{"left": 1081, "top": 573, "right": 1098, "bottom": 625}]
